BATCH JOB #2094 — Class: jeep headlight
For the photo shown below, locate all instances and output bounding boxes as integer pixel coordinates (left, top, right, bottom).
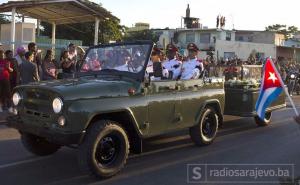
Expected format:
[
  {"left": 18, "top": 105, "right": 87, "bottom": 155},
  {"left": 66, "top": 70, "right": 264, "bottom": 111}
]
[
  {"left": 12, "top": 92, "right": 21, "bottom": 106},
  {"left": 52, "top": 97, "right": 63, "bottom": 114}
]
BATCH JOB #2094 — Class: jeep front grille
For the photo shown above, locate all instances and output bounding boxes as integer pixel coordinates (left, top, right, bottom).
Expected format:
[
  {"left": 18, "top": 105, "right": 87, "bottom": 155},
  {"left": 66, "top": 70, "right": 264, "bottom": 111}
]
[
  {"left": 26, "top": 91, "right": 51, "bottom": 101},
  {"left": 25, "top": 110, "right": 50, "bottom": 118},
  {"left": 22, "top": 89, "right": 54, "bottom": 114}
]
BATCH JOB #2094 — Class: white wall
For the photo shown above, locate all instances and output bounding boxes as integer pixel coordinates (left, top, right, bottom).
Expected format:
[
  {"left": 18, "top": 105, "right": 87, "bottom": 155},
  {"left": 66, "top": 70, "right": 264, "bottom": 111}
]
[
  {"left": 1, "top": 22, "right": 35, "bottom": 51},
  {"left": 216, "top": 40, "right": 276, "bottom": 61}
]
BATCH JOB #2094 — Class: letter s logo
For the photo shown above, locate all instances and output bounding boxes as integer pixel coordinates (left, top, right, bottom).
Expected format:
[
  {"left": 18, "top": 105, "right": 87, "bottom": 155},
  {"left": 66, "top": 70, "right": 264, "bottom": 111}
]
[{"left": 192, "top": 167, "right": 202, "bottom": 180}]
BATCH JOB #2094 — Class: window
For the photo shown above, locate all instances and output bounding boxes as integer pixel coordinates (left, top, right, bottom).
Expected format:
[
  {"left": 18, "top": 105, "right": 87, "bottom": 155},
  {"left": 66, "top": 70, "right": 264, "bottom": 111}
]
[
  {"left": 226, "top": 32, "right": 231, "bottom": 41},
  {"left": 256, "top": 52, "right": 265, "bottom": 61},
  {"left": 200, "top": 33, "right": 211, "bottom": 43},
  {"left": 237, "top": 36, "right": 244, "bottom": 41},
  {"left": 248, "top": 36, "right": 253, "bottom": 42},
  {"left": 224, "top": 52, "right": 235, "bottom": 60},
  {"left": 186, "top": 32, "right": 195, "bottom": 43}
]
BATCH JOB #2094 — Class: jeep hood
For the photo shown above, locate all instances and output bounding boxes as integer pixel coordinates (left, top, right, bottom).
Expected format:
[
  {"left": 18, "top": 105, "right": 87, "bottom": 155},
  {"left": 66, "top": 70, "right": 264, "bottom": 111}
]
[{"left": 18, "top": 78, "right": 139, "bottom": 101}]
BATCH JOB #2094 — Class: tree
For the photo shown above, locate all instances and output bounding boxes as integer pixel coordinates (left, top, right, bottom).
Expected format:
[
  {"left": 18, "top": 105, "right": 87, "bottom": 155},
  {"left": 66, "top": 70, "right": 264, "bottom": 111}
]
[
  {"left": 123, "top": 29, "right": 159, "bottom": 43},
  {"left": 99, "top": 19, "right": 124, "bottom": 43},
  {"left": 265, "top": 24, "right": 299, "bottom": 39},
  {"left": 0, "top": 14, "right": 10, "bottom": 24},
  {"left": 41, "top": 19, "right": 124, "bottom": 46}
]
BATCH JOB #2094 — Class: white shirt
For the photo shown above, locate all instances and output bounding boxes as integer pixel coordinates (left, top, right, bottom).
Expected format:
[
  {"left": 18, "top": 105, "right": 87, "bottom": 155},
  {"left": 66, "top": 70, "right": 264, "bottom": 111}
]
[
  {"left": 162, "top": 58, "right": 181, "bottom": 71},
  {"left": 15, "top": 55, "right": 23, "bottom": 66},
  {"left": 162, "top": 58, "right": 182, "bottom": 79},
  {"left": 180, "top": 58, "right": 203, "bottom": 80}
]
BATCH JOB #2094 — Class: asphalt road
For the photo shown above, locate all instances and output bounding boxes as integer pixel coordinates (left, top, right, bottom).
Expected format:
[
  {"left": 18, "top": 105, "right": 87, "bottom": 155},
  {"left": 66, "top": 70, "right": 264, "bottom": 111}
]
[{"left": 1, "top": 98, "right": 300, "bottom": 185}]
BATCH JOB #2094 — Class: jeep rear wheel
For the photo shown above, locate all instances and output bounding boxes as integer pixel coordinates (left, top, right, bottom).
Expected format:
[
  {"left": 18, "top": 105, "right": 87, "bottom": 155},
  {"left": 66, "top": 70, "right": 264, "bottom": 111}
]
[
  {"left": 21, "top": 133, "right": 61, "bottom": 156},
  {"left": 254, "top": 112, "right": 272, "bottom": 126},
  {"left": 78, "top": 120, "right": 129, "bottom": 178},
  {"left": 189, "top": 107, "right": 219, "bottom": 146}
]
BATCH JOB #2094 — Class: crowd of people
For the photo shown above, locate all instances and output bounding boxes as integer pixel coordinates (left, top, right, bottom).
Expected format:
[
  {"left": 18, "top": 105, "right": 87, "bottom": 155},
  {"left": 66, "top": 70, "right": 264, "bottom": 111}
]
[
  {"left": 0, "top": 42, "right": 80, "bottom": 112},
  {"left": 1, "top": 40, "right": 297, "bottom": 112}
]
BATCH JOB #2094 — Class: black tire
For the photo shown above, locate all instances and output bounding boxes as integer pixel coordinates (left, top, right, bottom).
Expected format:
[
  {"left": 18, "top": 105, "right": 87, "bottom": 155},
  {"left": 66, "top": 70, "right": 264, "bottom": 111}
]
[
  {"left": 78, "top": 120, "right": 129, "bottom": 178},
  {"left": 254, "top": 112, "right": 272, "bottom": 126},
  {"left": 21, "top": 133, "right": 61, "bottom": 156},
  {"left": 189, "top": 107, "right": 219, "bottom": 146}
]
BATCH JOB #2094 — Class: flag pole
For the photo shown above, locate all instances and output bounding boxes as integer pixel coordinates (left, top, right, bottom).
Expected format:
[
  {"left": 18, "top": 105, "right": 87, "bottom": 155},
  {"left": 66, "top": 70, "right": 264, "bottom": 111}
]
[{"left": 269, "top": 58, "right": 299, "bottom": 116}]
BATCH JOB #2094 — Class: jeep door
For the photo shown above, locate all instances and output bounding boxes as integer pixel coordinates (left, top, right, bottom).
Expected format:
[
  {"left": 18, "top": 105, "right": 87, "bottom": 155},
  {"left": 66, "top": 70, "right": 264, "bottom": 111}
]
[
  {"left": 146, "top": 80, "right": 181, "bottom": 136},
  {"left": 171, "top": 79, "right": 206, "bottom": 130}
]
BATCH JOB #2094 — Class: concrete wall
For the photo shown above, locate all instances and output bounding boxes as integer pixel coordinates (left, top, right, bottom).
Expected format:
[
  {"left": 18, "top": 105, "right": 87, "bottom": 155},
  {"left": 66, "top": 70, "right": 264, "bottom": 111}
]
[
  {"left": 1, "top": 22, "right": 35, "bottom": 51},
  {"left": 252, "top": 32, "right": 275, "bottom": 44},
  {"left": 277, "top": 47, "right": 296, "bottom": 60},
  {"left": 297, "top": 50, "right": 300, "bottom": 62},
  {"left": 235, "top": 31, "right": 285, "bottom": 46},
  {"left": 215, "top": 40, "right": 276, "bottom": 61},
  {"left": 176, "top": 30, "right": 223, "bottom": 50}
]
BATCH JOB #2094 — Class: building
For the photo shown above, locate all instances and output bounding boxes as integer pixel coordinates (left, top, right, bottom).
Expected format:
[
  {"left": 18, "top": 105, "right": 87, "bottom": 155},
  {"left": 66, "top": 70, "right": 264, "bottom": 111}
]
[
  {"left": 0, "top": 22, "right": 35, "bottom": 51},
  {"left": 279, "top": 38, "right": 300, "bottom": 62},
  {"left": 173, "top": 28, "right": 293, "bottom": 61},
  {"left": 235, "top": 30, "right": 285, "bottom": 46},
  {"left": 153, "top": 29, "right": 176, "bottom": 49},
  {"left": 293, "top": 32, "right": 300, "bottom": 41},
  {"left": 174, "top": 28, "right": 237, "bottom": 59},
  {"left": 182, "top": 4, "right": 201, "bottom": 29},
  {"left": 127, "top": 22, "right": 150, "bottom": 33},
  {"left": 283, "top": 39, "right": 300, "bottom": 48}
]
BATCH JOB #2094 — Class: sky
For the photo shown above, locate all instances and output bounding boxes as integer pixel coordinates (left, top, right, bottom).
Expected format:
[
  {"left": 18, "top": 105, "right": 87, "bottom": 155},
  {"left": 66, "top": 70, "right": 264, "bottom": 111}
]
[
  {"left": 93, "top": 0, "right": 300, "bottom": 30},
  {"left": 0, "top": 0, "right": 299, "bottom": 31}
]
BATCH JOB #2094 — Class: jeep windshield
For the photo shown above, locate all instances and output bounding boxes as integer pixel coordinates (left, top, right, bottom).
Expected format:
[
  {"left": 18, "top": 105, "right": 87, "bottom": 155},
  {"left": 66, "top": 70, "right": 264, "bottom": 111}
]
[{"left": 80, "top": 43, "right": 152, "bottom": 77}]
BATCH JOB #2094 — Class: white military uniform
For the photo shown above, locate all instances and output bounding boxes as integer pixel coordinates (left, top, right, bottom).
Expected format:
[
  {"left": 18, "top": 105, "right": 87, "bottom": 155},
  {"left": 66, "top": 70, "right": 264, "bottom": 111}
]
[
  {"left": 146, "top": 60, "right": 153, "bottom": 74},
  {"left": 180, "top": 58, "right": 203, "bottom": 80},
  {"left": 162, "top": 58, "right": 182, "bottom": 79}
]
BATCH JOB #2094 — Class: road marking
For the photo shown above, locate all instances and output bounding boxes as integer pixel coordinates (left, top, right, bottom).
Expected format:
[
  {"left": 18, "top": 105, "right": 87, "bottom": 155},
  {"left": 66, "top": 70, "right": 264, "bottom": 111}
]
[{"left": 0, "top": 156, "right": 51, "bottom": 169}]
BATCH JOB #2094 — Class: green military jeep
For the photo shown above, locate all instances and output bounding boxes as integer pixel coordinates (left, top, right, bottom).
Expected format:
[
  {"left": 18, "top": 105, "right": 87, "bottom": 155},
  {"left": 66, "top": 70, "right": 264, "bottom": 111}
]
[{"left": 7, "top": 41, "right": 225, "bottom": 178}]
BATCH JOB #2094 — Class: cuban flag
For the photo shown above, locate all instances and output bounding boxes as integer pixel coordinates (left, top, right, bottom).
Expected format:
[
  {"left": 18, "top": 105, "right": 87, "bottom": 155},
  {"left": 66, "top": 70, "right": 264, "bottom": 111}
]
[{"left": 255, "top": 59, "right": 283, "bottom": 120}]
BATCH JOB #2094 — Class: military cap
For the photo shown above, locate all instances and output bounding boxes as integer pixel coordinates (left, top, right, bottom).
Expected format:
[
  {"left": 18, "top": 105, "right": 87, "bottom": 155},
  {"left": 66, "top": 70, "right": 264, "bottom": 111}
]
[
  {"left": 166, "top": 44, "right": 178, "bottom": 52},
  {"left": 187, "top": 43, "right": 199, "bottom": 51}
]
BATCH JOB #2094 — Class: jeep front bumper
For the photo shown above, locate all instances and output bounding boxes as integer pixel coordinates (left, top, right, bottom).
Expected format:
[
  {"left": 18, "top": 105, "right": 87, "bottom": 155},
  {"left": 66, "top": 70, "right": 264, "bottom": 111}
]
[{"left": 6, "top": 115, "right": 85, "bottom": 146}]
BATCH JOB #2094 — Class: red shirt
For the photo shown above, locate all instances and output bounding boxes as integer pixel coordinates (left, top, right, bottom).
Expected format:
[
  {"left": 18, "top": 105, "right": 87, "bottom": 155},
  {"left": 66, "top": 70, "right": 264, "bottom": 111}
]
[{"left": 0, "top": 59, "right": 10, "bottom": 80}]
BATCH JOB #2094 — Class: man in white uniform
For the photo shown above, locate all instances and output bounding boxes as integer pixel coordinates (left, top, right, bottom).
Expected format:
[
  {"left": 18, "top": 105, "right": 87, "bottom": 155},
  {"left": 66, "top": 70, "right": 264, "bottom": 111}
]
[
  {"left": 162, "top": 44, "right": 182, "bottom": 79},
  {"left": 180, "top": 43, "right": 203, "bottom": 80}
]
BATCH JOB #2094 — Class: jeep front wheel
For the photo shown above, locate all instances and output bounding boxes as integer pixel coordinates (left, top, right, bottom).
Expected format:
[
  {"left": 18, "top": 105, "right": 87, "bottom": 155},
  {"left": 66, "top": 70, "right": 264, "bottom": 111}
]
[
  {"left": 189, "top": 107, "right": 219, "bottom": 146},
  {"left": 78, "top": 120, "right": 129, "bottom": 178},
  {"left": 21, "top": 133, "right": 61, "bottom": 156},
  {"left": 254, "top": 112, "right": 272, "bottom": 126}
]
